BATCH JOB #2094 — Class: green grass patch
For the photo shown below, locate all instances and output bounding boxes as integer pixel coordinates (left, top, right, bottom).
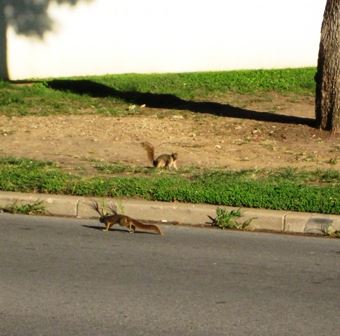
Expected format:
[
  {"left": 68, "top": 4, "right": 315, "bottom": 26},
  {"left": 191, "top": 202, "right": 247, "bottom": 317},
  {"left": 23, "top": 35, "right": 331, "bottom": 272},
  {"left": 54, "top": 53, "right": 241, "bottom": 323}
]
[
  {"left": 95, "top": 68, "right": 316, "bottom": 97},
  {"left": 1, "top": 200, "right": 46, "bottom": 215},
  {"left": 93, "top": 161, "right": 152, "bottom": 175},
  {"left": 0, "top": 68, "right": 316, "bottom": 116},
  {"left": 0, "top": 158, "right": 338, "bottom": 214}
]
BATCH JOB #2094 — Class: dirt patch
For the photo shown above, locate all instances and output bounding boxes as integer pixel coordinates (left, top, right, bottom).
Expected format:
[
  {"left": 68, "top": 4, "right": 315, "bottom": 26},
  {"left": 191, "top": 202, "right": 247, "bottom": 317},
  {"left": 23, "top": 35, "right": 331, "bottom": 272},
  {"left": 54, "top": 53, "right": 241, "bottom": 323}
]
[{"left": 0, "top": 94, "right": 339, "bottom": 173}]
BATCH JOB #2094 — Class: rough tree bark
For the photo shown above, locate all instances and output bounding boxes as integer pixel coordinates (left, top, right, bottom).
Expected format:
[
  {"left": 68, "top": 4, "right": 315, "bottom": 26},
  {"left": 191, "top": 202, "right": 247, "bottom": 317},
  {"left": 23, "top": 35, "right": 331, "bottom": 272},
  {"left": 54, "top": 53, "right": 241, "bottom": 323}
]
[
  {"left": 315, "top": 0, "right": 340, "bottom": 133},
  {"left": 0, "top": 0, "right": 9, "bottom": 81}
]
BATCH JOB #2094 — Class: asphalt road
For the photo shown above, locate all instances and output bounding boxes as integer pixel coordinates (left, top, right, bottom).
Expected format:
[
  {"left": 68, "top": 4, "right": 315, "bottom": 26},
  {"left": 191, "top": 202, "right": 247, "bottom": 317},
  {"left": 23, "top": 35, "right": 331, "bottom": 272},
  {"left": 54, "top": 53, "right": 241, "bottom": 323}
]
[{"left": 0, "top": 213, "right": 339, "bottom": 336}]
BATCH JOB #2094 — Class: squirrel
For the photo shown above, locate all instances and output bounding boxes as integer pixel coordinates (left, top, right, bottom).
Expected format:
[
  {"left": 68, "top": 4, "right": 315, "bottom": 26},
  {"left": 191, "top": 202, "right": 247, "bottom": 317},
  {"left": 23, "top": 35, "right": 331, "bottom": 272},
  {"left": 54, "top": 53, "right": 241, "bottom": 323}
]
[
  {"left": 90, "top": 201, "right": 163, "bottom": 235},
  {"left": 141, "top": 142, "right": 178, "bottom": 170}
]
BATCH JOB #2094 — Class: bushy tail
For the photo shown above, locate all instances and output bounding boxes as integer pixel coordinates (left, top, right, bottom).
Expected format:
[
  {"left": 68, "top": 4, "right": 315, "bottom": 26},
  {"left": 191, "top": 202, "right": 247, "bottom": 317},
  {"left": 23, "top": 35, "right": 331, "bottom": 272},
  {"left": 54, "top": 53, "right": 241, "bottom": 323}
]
[
  {"left": 141, "top": 142, "right": 155, "bottom": 164},
  {"left": 131, "top": 218, "right": 163, "bottom": 235},
  {"left": 147, "top": 223, "right": 163, "bottom": 235}
]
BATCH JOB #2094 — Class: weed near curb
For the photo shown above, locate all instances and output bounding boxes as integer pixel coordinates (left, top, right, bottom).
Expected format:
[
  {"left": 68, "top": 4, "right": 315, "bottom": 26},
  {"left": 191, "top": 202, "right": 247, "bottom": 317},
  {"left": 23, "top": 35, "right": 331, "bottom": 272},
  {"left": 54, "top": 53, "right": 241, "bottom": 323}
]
[
  {"left": 209, "top": 208, "right": 256, "bottom": 230},
  {"left": 1, "top": 200, "right": 46, "bottom": 215}
]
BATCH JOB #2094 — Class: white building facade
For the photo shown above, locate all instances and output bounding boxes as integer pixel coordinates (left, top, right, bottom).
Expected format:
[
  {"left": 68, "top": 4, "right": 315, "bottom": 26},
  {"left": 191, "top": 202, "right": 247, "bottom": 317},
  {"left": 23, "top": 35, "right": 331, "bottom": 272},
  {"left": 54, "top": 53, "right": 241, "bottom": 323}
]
[{"left": 6, "top": 0, "right": 326, "bottom": 80}]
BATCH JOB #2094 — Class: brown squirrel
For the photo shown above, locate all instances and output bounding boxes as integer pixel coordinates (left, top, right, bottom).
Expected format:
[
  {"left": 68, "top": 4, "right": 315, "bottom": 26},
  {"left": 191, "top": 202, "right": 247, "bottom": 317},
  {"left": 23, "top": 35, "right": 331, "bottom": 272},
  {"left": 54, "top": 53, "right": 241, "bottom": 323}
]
[
  {"left": 90, "top": 201, "right": 163, "bottom": 235},
  {"left": 141, "top": 142, "right": 178, "bottom": 170}
]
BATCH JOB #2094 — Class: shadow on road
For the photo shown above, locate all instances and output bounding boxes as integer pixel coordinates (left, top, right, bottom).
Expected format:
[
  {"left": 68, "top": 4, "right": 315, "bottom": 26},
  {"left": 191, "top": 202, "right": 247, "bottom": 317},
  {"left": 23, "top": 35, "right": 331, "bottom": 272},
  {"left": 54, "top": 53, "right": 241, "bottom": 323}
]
[{"left": 82, "top": 224, "right": 155, "bottom": 234}]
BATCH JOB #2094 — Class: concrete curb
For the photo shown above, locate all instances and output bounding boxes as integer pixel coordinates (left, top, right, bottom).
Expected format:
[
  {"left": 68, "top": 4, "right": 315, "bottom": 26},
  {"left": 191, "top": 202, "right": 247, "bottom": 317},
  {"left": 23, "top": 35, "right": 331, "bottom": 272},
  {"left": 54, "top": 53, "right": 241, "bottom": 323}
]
[{"left": 0, "top": 191, "right": 339, "bottom": 236}]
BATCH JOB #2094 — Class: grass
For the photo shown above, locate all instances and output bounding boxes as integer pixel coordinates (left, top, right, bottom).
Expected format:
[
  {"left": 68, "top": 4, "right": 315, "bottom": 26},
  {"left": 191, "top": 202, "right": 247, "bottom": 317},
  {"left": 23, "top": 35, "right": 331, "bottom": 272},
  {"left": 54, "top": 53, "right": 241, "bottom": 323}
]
[
  {"left": 0, "top": 69, "right": 334, "bottom": 215},
  {"left": 92, "top": 161, "right": 152, "bottom": 175},
  {"left": 0, "top": 67, "right": 316, "bottom": 116},
  {"left": 0, "top": 158, "right": 339, "bottom": 214},
  {"left": 94, "top": 68, "right": 316, "bottom": 96},
  {"left": 1, "top": 200, "right": 46, "bottom": 215}
]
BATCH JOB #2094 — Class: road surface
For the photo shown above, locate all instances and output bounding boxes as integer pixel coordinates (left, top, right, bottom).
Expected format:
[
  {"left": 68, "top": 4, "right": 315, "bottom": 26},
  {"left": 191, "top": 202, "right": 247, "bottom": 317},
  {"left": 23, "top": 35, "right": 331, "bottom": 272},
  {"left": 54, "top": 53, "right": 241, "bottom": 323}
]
[{"left": 0, "top": 213, "right": 339, "bottom": 336}]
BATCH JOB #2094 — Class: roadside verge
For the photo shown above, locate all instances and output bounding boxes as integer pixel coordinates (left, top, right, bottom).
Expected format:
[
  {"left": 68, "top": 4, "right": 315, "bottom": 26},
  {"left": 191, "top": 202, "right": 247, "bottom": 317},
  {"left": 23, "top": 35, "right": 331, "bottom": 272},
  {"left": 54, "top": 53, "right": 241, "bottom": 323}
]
[{"left": 0, "top": 191, "right": 339, "bottom": 236}]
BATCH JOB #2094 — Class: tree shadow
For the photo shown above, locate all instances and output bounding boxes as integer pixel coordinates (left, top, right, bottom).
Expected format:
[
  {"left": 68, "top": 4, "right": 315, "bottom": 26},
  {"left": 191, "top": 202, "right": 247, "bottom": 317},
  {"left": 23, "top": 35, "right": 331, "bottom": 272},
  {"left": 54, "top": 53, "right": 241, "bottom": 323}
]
[
  {"left": 0, "top": 0, "right": 92, "bottom": 80},
  {"left": 47, "top": 79, "right": 316, "bottom": 126}
]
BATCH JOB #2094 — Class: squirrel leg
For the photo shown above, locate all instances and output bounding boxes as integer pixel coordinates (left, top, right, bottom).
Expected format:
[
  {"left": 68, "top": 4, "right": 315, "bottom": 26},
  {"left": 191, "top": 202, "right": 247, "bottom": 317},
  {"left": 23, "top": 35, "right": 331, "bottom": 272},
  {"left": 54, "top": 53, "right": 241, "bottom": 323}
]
[
  {"left": 102, "top": 222, "right": 112, "bottom": 232},
  {"left": 129, "top": 224, "right": 136, "bottom": 233}
]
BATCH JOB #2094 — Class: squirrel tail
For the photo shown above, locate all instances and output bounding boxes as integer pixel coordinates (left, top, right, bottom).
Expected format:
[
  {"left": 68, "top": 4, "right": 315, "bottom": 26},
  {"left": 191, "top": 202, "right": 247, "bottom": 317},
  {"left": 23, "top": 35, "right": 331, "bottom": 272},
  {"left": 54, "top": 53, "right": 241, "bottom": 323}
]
[
  {"left": 131, "top": 218, "right": 163, "bottom": 235},
  {"left": 141, "top": 142, "right": 155, "bottom": 164},
  {"left": 147, "top": 223, "right": 163, "bottom": 235}
]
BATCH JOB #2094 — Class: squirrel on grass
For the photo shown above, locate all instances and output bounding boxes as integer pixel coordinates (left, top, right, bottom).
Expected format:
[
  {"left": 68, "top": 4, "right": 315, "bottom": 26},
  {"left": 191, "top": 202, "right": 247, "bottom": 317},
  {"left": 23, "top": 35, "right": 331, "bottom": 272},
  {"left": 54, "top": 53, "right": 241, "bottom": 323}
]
[
  {"left": 141, "top": 142, "right": 178, "bottom": 170},
  {"left": 90, "top": 201, "right": 163, "bottom": 235}
]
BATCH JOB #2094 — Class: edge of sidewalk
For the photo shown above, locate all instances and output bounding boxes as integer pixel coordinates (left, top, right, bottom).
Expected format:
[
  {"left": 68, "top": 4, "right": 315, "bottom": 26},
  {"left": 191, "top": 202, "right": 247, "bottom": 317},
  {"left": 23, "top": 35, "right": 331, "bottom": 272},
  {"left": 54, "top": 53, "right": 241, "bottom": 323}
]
[{"left": 0, "top": 191, "right": 339, "bottom": 236}]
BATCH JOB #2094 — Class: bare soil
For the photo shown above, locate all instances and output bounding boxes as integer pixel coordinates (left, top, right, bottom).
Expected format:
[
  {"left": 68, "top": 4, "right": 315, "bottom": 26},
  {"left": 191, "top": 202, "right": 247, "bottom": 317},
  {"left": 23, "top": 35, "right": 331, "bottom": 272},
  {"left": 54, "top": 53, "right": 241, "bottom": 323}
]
[{"left": 0, "top": 93, "right": 339, "bottom": 174}]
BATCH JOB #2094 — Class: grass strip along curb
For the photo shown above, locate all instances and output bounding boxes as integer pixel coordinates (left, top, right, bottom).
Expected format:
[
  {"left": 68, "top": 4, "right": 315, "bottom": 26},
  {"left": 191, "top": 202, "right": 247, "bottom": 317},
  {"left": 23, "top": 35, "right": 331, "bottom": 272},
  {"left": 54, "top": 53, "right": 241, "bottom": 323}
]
[{"left": 0, "top": 158, "right": 339, "bottom": 215}]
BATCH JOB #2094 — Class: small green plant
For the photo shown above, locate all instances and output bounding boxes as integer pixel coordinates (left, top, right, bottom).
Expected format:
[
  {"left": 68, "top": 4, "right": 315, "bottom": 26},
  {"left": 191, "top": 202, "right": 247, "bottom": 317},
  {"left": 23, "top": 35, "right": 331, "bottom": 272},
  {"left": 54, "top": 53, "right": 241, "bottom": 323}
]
[
  {"left": 329, "top": 230, "right": 340, "bottom": 238},
  {"left": 98, "top": 199, "right": 110, "bottom": 216},
  {"left": 210, "top": 208, "right": 240, "bottom": 229},
  {"left": 2, "top": 200, "right": 46, "bottom": 215},
  {"left": 114, "top": 199, "right": 125, "bottom": 214},
  {"left": 324, "top": 225, "right": 340, "bottom": 238},
  {"left": 327, "top": 158, "right": 337, "bottom": 165},
  {"left": 210, "top": 208, "right": 255, "bottom": 230}
]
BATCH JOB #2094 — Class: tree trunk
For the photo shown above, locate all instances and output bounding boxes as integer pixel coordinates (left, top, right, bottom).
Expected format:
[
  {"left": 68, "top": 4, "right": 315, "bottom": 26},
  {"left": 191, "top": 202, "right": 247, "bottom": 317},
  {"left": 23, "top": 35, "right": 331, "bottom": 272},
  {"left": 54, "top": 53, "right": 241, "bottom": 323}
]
[
  {"left": 0, "top": 0, "right": 9, "bottom": 81},
  {"left": 315, "top": 0, "right": 340, "bottom": 133}
]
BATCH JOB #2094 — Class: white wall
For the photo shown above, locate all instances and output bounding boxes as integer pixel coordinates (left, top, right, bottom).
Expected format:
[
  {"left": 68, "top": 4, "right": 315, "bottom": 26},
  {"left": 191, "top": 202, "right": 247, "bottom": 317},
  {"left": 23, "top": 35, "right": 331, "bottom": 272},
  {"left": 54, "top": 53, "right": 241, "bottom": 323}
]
[{"left": 7, "top": 0, "right": 326, "bottom": 80}]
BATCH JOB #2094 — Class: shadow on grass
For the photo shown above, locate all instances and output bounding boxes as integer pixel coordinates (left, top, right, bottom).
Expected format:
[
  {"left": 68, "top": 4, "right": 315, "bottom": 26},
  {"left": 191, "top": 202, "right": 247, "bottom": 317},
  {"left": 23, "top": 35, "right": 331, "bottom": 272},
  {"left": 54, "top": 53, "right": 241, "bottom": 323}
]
[{"left": 46, "top": 79, "right": 316, "bottom": 127}]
